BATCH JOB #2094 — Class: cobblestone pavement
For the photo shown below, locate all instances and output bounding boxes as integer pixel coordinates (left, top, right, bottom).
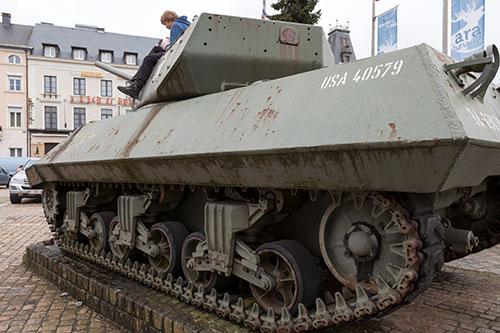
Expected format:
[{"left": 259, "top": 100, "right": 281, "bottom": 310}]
[
  {"left": 0, "top": 188, "right": 123, "bottom": 332},
  {"left": 1, "top": 187, "right": 500, "bottom": 332}
]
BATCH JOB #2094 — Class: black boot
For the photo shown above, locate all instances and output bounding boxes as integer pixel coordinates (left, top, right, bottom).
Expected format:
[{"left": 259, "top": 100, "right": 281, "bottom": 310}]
[{"left": 118, "top": 84, "right": 140, "bottom": 99}]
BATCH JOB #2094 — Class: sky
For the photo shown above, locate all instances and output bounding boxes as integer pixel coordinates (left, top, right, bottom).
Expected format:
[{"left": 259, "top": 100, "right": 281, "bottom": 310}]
[{"left": 3, "top": 0, "right": 500, "bottom": 82}]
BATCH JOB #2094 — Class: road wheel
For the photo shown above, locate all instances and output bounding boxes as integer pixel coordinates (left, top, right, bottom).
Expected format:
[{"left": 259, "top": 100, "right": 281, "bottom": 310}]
[
  {"left": 108, "top": 216, "right": 133, "bottom": 261},
  {"left": 147, "top": 222, "right": 188, "bottom": 275},
  {"left": 88, "top": 212, "right": 115, "bottom": 254},
  {"left": 181, "top": 232, "right": 220, "bottom": 290},
  {"left": 250, "top": 240, "right": 319, "bottom": 315}
]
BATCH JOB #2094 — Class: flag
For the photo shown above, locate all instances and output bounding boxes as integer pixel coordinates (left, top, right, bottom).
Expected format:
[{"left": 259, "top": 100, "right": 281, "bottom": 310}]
[
  {"left": 262, "top": 0, "right": 266, "bottom": 19},
  {"left": 451, "top": 0, "right": 485, "bottom": 61},
  {"left": 377, "top": 6, "right": 398, "bottom": 55}
]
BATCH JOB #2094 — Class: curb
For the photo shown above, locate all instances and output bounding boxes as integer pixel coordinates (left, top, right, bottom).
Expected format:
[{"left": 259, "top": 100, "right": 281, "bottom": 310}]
[{"left": 23, "top": 243, "right": 251, "bottom": 333}]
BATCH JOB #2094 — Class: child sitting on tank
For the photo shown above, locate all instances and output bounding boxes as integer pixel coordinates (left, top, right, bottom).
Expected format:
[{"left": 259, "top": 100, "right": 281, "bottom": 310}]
[{"left": 117, "top": 10, "right": 191, "bottom": 99}]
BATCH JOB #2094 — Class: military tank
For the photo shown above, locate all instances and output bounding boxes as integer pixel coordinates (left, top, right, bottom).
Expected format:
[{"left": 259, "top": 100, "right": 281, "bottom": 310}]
[{"left": 27, "top": 13, "right": 500, "bottom": 332}]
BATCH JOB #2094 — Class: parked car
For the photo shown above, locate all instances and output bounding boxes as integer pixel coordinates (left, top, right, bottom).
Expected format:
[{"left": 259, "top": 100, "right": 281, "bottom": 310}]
[
  {"left": 9, "top": 158, "right": 41, "bottom": 204},
  {"left": 0, "top": 167, "right": 9, "bottom": 187},
  {"left": 0, "top": 157, "right": 29, "bottom": 177}
]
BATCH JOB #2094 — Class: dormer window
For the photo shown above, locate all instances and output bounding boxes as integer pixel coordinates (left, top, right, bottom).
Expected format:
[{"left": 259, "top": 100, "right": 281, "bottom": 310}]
[
  {"left": 43, "top": 45, "right": 57, "bottom": 57},
  {"left": 99, "top": 50, "right": 113, "bottom": 63},
  {"left": 124, "top": 53, "right": 137, "bottom": 65},
  {"left": 72, "top": 48, "right": 86, "bottom": 60},
  {"left": 8, "top": 55, "right": 21, "bottom": 64}
]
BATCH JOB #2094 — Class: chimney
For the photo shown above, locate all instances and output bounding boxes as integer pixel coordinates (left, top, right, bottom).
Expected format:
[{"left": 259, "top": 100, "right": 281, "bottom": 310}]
[{"left": 2, "top": 12, "right": 11, "bottom": 27}]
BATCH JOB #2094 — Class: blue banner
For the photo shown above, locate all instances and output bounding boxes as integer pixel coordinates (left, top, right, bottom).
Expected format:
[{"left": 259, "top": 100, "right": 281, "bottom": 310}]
[
  {"left": 451, "top": 0, "right": 485, "bottom": 61},
  {"left": 377, "top": 7, "right": 398, "bottom": 55}
]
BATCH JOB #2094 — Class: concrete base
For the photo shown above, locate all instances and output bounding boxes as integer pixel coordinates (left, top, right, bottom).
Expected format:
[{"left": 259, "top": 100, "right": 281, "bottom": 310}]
[{"left": 23, "top": 243, "right": 250, "bottom": 333}]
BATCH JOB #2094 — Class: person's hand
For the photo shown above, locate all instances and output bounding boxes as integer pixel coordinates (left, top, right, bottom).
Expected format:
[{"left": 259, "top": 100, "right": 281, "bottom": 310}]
[{"left": 161, "top": 37, "right": 170, "bottom": 50}]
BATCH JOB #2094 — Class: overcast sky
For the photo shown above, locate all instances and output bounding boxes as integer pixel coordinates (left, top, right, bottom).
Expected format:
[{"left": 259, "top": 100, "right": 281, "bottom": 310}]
[{"left": 3, "top": 0, "right": 500, "bottom": 81}]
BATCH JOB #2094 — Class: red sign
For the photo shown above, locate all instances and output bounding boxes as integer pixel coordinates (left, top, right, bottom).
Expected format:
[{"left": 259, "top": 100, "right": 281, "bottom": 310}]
[{"left": 70, "top": 95, "right": 133, "bottom": 105}]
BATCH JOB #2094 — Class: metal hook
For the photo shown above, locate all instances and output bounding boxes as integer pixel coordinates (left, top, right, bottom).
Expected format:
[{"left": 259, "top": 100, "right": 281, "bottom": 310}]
[{"left": 443, "top": 44, "right": 499, "bottom": 101}]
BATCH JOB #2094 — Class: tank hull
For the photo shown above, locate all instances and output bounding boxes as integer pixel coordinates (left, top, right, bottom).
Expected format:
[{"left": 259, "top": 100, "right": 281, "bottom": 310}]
[{"left": 28, "top": 44, "right": 500, "bottom": 193}]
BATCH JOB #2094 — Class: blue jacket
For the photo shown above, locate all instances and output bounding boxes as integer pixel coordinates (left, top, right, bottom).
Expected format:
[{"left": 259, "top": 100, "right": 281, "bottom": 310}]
[{"left": 169, "top": 16, "right": 191, "bottom": 47}]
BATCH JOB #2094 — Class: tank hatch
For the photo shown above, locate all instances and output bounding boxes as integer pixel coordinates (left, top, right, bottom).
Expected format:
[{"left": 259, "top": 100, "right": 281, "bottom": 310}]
[{"left": 137, "top": 13, "right": 334, "bottom": 107}]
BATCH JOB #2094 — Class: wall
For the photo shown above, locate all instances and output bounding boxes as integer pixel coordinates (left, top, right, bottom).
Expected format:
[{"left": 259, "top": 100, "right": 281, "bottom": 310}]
[{"left": 0, "top": 48, "right": 28, "bottom": 157}]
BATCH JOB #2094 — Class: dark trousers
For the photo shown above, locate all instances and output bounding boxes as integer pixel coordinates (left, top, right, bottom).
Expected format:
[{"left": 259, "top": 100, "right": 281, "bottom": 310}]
[{"left": 134, "top": 46, "right": 165, "bottom": 89}]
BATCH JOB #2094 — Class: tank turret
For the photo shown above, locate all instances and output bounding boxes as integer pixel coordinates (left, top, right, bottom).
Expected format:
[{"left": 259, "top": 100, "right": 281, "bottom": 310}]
[{"left": 135, "top": 13, "right": 334, "bottom": 106}]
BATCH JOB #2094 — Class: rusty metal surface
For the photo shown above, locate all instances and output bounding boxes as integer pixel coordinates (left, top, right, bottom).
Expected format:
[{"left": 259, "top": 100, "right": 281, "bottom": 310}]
[{"left": 28, "top": 43, "right": 500, "bottom": 193}]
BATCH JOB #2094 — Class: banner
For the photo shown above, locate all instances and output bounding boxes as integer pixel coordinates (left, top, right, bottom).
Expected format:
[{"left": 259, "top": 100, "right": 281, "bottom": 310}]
[
  {"left": 451, "top": 0, "right": 485, "bottom": 61},
  {"left": 377, "top": 6, "right": 398, "bottom": 55}
]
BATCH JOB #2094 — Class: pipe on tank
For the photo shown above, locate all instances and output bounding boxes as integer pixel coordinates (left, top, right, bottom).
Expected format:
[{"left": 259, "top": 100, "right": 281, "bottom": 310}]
[{"left": 94, "top": 61, "right": 134, "bottom": 82}]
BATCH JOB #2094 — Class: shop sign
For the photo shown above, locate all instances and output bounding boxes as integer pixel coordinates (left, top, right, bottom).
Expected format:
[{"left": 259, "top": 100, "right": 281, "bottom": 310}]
[
  {"left": 81, "top": 71, "right": 104, "bottom": 78},
  {"left": 70, "top": 95, "right": 133, "bottom": 105}
]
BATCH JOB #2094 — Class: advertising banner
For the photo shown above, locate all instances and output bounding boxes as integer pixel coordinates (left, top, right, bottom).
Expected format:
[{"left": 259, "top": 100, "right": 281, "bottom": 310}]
[
  {"left": 377, "top": 6, "right": 398, "bottom": 55},
  {"left": 451, "top": 0, "right": 485, "bottom": 61}
]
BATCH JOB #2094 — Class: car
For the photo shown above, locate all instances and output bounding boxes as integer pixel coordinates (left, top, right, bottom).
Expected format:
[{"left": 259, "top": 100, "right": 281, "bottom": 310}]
[
  {"left": 9, "top": 158, "right": 42, "bottom": 204},
  {"left": 0, "top": 167, "right": 9, "bottom": 187},
  {"left": 0, "top": 157, "right": 29, "bottom": 177}
]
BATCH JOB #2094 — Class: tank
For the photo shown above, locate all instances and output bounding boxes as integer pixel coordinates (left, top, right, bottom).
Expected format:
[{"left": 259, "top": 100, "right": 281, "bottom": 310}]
[{"left": 27, "top": 13, "right": 500, "bottom": 332}]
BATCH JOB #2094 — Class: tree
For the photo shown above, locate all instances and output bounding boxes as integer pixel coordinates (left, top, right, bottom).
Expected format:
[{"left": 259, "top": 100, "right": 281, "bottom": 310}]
[{"left": 268, "top": 0, "right": 321, "bottom": 25}]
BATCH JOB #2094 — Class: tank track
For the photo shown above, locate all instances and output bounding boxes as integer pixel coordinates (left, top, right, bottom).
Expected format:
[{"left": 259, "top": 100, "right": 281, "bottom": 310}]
[{"left": 44, "top": 185, "right": 445, "bottom": 332}]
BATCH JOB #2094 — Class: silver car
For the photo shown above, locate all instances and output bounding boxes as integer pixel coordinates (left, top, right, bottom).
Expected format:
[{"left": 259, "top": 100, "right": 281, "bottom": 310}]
[{"left": 9, "top": 158, "right": 42, "bottom": 204}]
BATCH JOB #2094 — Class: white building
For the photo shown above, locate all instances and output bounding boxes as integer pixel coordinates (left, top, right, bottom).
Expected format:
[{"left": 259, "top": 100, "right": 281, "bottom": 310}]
[
  {"left": 1, "top": 14, "right": 158, "bottom": 157},
  {"left": 27, "top": 22, "right": 157, "bottom": 157},
  {"left": 0, "top": 13, "right": 33, "bottom": 157}
]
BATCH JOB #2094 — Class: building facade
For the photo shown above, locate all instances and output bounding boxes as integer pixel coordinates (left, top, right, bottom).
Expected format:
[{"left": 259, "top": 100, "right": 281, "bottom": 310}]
[
  {"left": 0, "top": 12, "right": 158, "bottom": 157},
  {"left": 27, "top": 22, "right": 157, "bottom": 157},
  {"left": 28, "top": 56, "right": 137, "bottom": 156},
  {"left": 0, "top": 13, "right": 33, "bottom": 157}
]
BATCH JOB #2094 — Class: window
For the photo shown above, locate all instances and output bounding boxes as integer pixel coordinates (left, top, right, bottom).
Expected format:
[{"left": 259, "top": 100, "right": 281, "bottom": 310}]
[
  {"left": 44, "top": 143, "right": 58, "bottom": 154},
  {"left": 44, "top": 76, "right": 57, "bottom": 94},
  {"left": 45, "top": 106, "right": 57, "bottom": 129},
  {"left": 100, "top": 51, "right": 112, "bottom": 63},
  {"left": 9, "top": 148, "right": 22, "bottom": 157},
  {"left": 101, "top": 80, "right": 112, "bottom": 97},
  {"left": 74, "top": 108, "right": 86, "bottom": 129},
  {"left": 8, "top": 75, "right": 21, "bottom": 91},
  {"left": 101, "top": 109, "right": 113, "bottom": 120},
  {"left": 124, "top": 53, "right": 137, "bottom": 65},
  {"left": 73, "top": 78, "right": 86, "bottom": 95},
  {"left": 9, "top": 107, "right": 21, "bottom": 127},
  {"left": 72, "top": 48, "right": 85, "bottom": 60},
  {"left": 125, "top": 109, "right": 133, "bottom": 114},
  {"left": 8, "top": 55, "right": 21, "bottom": 64},
  {"left": 44, "top": 45, "right": 57, "bottom": 57}
]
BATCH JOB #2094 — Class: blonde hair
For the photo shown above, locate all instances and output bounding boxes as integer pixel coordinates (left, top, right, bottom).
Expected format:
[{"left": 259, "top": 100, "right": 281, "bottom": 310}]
[{"left": 160, "top": 10, "right": 178, "bottom": 24}]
